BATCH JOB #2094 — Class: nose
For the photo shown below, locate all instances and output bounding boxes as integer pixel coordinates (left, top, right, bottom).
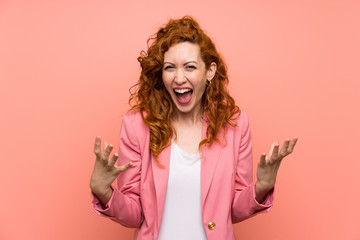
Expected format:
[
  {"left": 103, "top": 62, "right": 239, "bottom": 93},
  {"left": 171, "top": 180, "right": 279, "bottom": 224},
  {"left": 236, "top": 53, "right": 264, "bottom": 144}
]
[{"left": 174, "top": 68, "right": 187, "bottom": 85}]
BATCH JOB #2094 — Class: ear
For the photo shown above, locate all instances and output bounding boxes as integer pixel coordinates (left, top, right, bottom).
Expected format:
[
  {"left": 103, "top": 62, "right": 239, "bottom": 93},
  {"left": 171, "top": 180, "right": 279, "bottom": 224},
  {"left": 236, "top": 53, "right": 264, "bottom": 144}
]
[{"left": 206, "top": 62, "right": 217, "bottom": 81}]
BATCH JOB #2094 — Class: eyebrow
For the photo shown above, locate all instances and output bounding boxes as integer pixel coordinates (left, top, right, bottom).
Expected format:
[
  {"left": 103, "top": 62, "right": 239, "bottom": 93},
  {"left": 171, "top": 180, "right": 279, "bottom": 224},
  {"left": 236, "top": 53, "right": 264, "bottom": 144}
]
[
  {"left": 184, "top": 61, "right": 198, "bottom": 65},
  {"left": 163, "top": 61, "right": 199, "bottom": 65}
]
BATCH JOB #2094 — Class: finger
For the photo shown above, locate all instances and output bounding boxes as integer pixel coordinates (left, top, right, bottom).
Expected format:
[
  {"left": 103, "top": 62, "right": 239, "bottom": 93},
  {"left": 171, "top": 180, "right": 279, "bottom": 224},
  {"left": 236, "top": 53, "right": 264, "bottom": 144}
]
[
  {"left": 259, "top": 152, "right": 266, "bottom": 166},
  {"left": 269, "top": 141, "right": 279, "bottom": 162},
  {"left": 287, "top": 137, "right": 298, "bottom": 154},
  {"left": 93, "top": 136, "right": 102, "bottom": 158},
  {"left": 108, "top": 152, "right": 119, "bottom": 166},
  {"left": 268, "top": 141, "right": 277, "bottom": 156},
  {"left": 280, "top": 138, "right": 291, "bottom": 157},
  {"left": 115, "top": 162, "right": 133, "bottom": 174},
  {"left": 272, "top": 143, "right": 279, "bottom": 162},
  {"left": 102, "top": 143, "right": 113, "bottom": 160}
]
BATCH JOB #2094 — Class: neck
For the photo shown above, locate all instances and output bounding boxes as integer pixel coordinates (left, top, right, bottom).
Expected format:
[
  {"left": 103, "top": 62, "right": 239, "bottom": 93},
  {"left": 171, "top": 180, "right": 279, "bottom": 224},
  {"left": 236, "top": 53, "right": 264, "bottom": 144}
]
[{"left": 172, "top": 108, "right": 203, "bottom": 126}]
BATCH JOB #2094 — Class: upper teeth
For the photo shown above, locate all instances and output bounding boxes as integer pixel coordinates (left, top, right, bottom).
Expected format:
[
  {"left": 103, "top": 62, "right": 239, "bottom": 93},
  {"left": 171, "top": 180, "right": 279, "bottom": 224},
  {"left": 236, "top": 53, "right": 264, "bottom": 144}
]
[{"left": 174, "top": 89, "right": 191, "bottom": 94}]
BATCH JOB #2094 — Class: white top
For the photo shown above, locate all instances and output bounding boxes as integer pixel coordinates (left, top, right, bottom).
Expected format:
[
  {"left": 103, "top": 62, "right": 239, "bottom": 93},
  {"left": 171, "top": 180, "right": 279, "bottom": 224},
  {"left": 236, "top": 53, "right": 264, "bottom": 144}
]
[{"left": 158, "top": 141, "right": 207, "bottom": 240}]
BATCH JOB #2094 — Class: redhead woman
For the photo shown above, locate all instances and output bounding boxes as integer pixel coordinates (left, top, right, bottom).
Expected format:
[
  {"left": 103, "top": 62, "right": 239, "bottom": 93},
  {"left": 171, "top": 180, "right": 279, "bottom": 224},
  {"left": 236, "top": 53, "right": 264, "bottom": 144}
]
[{"left": 90, "top": 16, "right": 297, "bottom": 240}]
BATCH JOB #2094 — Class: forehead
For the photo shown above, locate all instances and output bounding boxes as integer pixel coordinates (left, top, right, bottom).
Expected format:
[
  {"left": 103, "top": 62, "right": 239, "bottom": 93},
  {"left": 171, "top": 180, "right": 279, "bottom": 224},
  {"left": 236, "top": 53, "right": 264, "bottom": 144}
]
[{"left": 163, "top": 42, "right": 202, "bottom": 63}]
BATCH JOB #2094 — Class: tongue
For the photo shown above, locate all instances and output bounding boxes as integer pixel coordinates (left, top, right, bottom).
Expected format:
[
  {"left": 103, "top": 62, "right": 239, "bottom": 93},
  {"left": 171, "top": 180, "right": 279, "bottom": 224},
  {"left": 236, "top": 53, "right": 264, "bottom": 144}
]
[{"left": 177, "top": 91, "right": 192, "bottom": 102}]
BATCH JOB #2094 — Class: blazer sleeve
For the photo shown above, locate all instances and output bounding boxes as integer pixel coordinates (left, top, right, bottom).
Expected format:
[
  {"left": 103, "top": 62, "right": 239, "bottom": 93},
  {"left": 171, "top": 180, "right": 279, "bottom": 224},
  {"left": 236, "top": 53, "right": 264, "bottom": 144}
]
[
  {"left": 91, "top": 113, "right": 144, "bottom": 228},
  {"left": 231, "top": 111, "right": 274, "bottom": 223}
]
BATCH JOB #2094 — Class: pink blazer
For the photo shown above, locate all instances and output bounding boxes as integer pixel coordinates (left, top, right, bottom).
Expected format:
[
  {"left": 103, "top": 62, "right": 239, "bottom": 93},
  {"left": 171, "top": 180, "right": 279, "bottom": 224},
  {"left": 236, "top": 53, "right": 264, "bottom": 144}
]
[{"left": 91, "top": 110, "right": 274, "bottom": 240}]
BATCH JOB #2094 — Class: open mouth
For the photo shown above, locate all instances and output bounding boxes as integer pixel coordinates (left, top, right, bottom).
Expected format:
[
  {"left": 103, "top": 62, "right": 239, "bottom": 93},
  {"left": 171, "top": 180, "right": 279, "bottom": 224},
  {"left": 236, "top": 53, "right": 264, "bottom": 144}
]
[{"left": 173, "top": 88, "right": 193, "bottom": 104}]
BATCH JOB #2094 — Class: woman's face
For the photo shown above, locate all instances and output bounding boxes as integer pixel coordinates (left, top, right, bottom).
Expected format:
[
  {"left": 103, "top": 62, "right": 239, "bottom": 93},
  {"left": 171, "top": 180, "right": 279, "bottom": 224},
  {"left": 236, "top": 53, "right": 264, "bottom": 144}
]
[{"left": 162, "top": 42, "right": 216, "bottom": 118}]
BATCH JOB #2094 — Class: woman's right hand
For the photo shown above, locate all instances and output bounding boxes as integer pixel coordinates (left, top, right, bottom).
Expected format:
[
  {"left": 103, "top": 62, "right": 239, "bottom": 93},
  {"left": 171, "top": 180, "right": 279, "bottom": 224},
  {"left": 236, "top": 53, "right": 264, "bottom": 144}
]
[{"left": 90, "top": 136, "right": 133, "bottom": 205}]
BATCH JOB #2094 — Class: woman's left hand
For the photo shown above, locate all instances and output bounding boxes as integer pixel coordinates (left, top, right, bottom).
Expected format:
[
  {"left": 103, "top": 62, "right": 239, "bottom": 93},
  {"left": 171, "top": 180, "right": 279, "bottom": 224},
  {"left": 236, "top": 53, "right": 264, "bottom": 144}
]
[{"left": 255, "top": 137, "right": 298, "bottom": 202}]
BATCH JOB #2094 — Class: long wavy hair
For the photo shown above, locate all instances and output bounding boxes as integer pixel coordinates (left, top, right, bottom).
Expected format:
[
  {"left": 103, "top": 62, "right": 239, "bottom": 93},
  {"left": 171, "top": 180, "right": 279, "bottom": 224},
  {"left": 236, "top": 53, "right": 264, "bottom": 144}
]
[{"left": 129, "top": 16, "right": 240, "bottom": 164}]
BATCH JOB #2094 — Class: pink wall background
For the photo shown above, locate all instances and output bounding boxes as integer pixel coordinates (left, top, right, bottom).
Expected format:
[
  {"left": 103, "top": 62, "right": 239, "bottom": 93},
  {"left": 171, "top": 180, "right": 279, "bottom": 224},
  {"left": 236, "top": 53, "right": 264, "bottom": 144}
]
[{"left": 1, "top": 0, "right": 359, "bottom": 239}]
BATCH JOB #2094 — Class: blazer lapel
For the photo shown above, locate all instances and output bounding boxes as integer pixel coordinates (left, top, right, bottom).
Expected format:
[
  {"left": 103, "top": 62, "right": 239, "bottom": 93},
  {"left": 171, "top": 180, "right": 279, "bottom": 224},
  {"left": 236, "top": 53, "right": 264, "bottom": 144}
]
[
  {"left": 201, "top": 114, "right": 223, "bottom": 208},
  {"left": 151, "top": 143, "right": 171, "bottom": 232}
]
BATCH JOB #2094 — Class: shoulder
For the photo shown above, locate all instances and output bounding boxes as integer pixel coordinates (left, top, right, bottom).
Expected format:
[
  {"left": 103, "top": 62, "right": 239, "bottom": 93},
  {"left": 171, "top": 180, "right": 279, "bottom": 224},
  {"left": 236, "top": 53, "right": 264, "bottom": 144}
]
[
  {"left": 236, "top": 110, "right": 249, "bottom": 123},
  {"left": 121, "top": 109, "right": 149, "bottom": 136},
  {"left": 222, "top": 110, "right": 251, "bottom": 145},
  {"left": 230, "top": 110, "right": 250, "bottom": 133},
  {"left": 122, "top": 109, "right": 144, "bottom": 124}
]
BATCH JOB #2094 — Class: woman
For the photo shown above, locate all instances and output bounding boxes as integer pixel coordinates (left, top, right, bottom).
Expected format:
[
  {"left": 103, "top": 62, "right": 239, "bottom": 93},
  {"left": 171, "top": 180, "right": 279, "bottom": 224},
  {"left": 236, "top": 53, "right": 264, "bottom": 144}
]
[{"left": 90, "top": 16, "right": 297, "bottom": 240}]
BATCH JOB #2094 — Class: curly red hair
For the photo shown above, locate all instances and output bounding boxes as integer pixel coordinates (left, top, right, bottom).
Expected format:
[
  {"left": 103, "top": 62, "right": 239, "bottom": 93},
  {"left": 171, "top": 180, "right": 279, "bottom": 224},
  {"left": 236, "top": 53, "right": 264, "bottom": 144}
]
[{"left": 129, "top": 16, "right": 240, "bottom": 164}]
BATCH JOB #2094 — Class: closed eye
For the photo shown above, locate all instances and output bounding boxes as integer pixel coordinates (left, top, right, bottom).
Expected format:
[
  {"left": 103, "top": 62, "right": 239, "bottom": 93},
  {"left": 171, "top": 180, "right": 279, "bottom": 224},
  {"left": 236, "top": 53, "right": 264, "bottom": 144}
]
[
  {"left": 164, "top": 65, "right": 174, "bottom": 70},
  {"left": 186, "top": 65, "right": 196, "bottom": 70}
]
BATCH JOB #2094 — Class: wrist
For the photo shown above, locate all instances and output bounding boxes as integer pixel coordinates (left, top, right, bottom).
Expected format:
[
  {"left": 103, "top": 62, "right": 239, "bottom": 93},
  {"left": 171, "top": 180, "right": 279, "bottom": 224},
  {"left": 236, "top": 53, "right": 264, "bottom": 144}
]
[
  {"left": 91, "top": 186, "right": 113, "bottom": 206},
  {"left": 255, "top": 181, "right": 274, "bottom": 204},
  {"left": 90, "top": 182, "right": 112, "bottom": 197},
  {"left": 255, "top": 181, "right": 274, "bottom": 194}
]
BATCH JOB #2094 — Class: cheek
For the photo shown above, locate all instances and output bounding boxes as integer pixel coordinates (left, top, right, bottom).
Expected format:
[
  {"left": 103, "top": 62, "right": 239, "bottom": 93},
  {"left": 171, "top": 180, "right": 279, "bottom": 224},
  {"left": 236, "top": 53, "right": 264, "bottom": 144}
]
[
  {"left": 194, "top": 76, "right": 207, "bottom": 93},
  {"left": 162, "top": 73, "right": 170, "bottom": 87},
  {"left": 198, "top": 84, "right": 207, "bottom": 97},
  {"left": 162, "top": 75, "right": 173, "bottom": 95}
]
